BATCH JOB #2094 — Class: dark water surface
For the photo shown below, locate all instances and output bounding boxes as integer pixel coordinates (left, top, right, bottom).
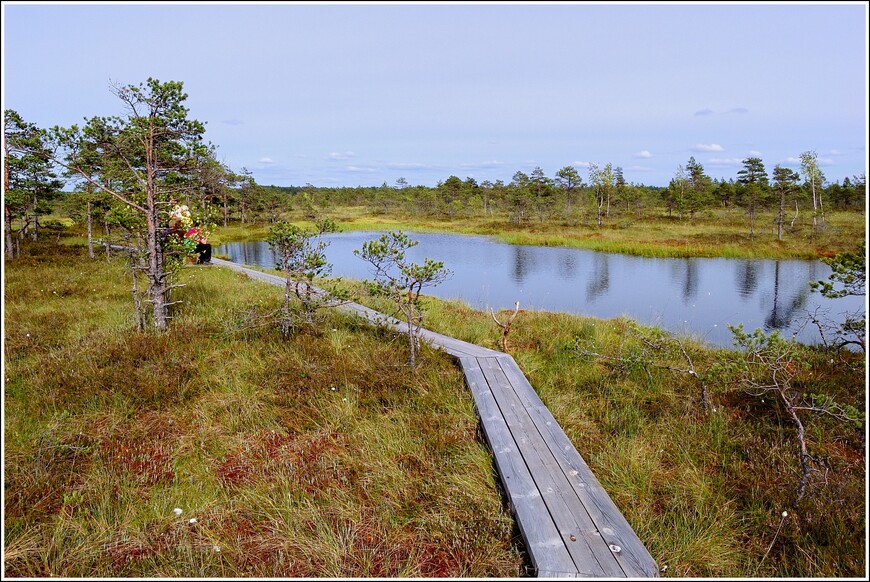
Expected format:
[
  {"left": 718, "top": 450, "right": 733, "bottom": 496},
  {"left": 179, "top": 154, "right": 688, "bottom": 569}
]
[{"left": 217, "top": 232, "right": 865, "bottom": 348}]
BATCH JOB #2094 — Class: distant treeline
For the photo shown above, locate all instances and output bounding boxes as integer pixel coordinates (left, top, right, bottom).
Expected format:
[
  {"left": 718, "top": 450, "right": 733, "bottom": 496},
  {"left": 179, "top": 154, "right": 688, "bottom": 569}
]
[{"left": 188, "top": 158, "right": 865, "bottom": 229}]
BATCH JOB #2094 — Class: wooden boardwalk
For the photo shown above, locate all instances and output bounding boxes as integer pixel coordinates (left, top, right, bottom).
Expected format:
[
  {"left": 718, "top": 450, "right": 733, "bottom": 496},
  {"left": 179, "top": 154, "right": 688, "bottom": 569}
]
[{"left": 212, "top": 258, "right": 659, "bottom": 578}]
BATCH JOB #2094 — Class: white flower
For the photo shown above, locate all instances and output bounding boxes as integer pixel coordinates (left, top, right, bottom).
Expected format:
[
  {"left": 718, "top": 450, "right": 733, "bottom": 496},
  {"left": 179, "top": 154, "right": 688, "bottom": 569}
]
[
  {"left": 189, "top": 518, "right": 197, "bottom": 524},
  {"left": 173, "top": 507, "right": 183, "bottom": 515},
  {"left": 213, "top": 545, "right": 221, "bottom": 553},
  {"left": 782, "top": 511, "right": 788, "bottom": 518}
]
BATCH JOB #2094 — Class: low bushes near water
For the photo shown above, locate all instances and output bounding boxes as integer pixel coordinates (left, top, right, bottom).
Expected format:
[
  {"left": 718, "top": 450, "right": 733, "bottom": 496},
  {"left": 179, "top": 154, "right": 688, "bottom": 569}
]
[
  {"left": 4, "top": 241, "right": 525, "bottom": 577},
  {"left": 224, "top": 206, "right": 867, "bottom": 260}
]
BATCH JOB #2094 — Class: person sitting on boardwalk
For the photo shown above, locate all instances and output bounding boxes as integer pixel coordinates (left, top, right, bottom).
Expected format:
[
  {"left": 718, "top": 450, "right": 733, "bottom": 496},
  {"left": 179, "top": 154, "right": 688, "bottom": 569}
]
[{"left": 185, "top": 224, "right": 212, "bottom": 264}]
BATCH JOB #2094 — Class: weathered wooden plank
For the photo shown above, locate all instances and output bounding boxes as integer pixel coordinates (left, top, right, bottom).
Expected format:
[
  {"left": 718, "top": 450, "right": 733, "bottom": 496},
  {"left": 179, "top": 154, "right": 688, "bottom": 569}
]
[
  {"left": 495, "top": 355, "right": 660, "bottom": 578},
  {"left": 212, "top": 258, "right": 285, "bottom": 286},
  {"left": 336, "top": 302, "right": 498, "bottom": 357},
  {"left": 477, "top": 357, "right": 623, "bottom": 577},
  {"left": 336, "top": 303, "right": 487, "bottom": 357},
  {"left": 214, "top": 259, "right": 498, "bottom": 358},
  {"left": 459, "top": 357, "right": 578, "bottom": 576},
  {"left": 420, "top": 329, "right": 503, "bottom": 358},
  {"left": 537, "top": 569, "right": 582, "bottom": 578}
]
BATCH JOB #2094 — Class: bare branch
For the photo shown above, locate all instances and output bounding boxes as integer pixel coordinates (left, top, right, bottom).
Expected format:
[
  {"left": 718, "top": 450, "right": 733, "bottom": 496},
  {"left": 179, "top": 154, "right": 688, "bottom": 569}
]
[
  {"left": 58, "top": 159, "right": 148, "bottom": 214},
  {"left": 490, "top": 301, "right": 520, "bottom": 353}
]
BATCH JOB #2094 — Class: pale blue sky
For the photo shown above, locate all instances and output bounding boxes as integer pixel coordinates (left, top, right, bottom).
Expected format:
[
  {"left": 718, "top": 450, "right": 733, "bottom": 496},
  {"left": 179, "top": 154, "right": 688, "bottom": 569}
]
[{"left": 3, "top": 2, "right": 867, "bottom": 188}]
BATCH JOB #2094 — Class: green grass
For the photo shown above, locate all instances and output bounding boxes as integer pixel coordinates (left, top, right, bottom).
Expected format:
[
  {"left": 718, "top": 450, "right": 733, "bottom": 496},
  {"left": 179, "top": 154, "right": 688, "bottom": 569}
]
[
  {"left": 205, "top": 223, "right": 271, "bottom": 246},
  {"left": 4, "top": 239, "right": 525, "bottom": 577},
  {"left": 215, "top": 205, "right": 866, "bottom": 260}
]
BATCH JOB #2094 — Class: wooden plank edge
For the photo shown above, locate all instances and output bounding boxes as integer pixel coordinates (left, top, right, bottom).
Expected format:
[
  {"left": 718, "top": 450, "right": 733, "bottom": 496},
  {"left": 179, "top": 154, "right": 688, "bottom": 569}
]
[
  {"left": 495, "top": 355, "right": 660, "bottom": 578},
  {"left": 458, "top": 357, "right": 579, "bottom": 577},
  {"left": 476, "top": 357, "right": 621, "bottom": 577}
]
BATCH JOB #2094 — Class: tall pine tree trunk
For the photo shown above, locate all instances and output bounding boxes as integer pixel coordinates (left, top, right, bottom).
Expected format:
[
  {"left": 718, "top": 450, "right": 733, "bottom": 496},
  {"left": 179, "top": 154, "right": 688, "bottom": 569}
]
[
  {"left": 145, "top": 140, "right": 170, "bottom": 331},
  {"left": 3, "top": 144, "right": 12, "bottom": 259},
  {"left": 146, "top": 203, "right": 169, "bottom": 331},
  {"left": 4, "top": 206, "right": 14, "bottom": 260}
]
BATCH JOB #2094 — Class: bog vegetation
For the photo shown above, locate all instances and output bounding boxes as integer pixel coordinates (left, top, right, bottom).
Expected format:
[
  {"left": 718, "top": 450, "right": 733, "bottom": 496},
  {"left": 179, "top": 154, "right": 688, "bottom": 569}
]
[
  {"left": 4, "top": 239, "right": 525, "bottom": 577},
  {"left": 3, "top": 79, "right": 867, "bottom": 577},
  {"left": 4, "top": 234, "right": 866, "bottom": 577}
]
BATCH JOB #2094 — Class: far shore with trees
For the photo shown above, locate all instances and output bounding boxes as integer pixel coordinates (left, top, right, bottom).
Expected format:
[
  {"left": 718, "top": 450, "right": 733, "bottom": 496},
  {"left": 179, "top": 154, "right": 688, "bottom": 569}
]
[{"left": 5, "top": 94, "right": 866, "bottom": 267}]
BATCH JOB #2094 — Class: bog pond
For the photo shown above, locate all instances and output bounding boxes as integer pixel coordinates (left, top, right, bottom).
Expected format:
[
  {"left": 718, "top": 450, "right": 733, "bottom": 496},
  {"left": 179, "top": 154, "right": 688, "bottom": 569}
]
[{"left": 217, "top": 231, "right": 864, "bottom": 349}]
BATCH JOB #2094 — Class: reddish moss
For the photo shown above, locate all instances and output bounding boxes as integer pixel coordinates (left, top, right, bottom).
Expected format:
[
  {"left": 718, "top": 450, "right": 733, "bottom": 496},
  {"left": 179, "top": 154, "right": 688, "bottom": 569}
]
[
  {"left": 97, "top": 412, "right": 184, "bottom": 488},
  {"left": 215, "top": 430, "right": 352, "bottom": 494}
]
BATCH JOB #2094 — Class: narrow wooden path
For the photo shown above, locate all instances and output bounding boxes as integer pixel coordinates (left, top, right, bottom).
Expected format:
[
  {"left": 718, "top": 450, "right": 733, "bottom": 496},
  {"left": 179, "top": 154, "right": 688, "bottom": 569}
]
[{"left": 212, "top": 258, "right": 659, "bottom": 578}]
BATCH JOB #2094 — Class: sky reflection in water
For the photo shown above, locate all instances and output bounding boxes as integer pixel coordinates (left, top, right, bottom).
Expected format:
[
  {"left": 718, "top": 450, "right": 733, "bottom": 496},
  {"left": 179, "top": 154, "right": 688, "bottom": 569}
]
[{"left": 217, "top": 232, "right": 864, "bottom": 349}]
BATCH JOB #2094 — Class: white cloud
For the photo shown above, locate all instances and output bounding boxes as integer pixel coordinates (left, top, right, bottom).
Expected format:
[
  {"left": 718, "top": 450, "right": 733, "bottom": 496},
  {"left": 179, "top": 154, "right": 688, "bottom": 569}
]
[
  {"left": 727, "top": 107, "right": 749, "bottom": 114},
  {"left": 328, "top": 151, "right": 356, "bottom": 161},
  {"left": 694, "top": 108, "right": 714, "bottom": 116},
  {"left": 385, "top": 162, "right": 435, "bottom": 170},
  {"left": 786, "top": 157, "right": 802, "bottom": 164},
  {"left": 627, "top": 165, "right": 655, "bottom": 172},
  {"left": 345, "top": 165, "right": 376, "bottom": 173},
  {"left": 706, "top": 158, "right": 743, "bottom": 166},
  {"left": 693, "top": 143, "right": 724, "bottom": 152},
  {"left": 258, "top": 157, "right": 274, "bottom": 164},
  {"left": 748, "top": 150, "right": 762, "bottom": 156},
  {"left": 459, "top": 160, "right": 505, "bottom": 169},
  {"left": 633, "top": 150, "right": 653, "bottom": 159},
  {"left": 572, "top": 161, "right": 593, "bottom": 168}
]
